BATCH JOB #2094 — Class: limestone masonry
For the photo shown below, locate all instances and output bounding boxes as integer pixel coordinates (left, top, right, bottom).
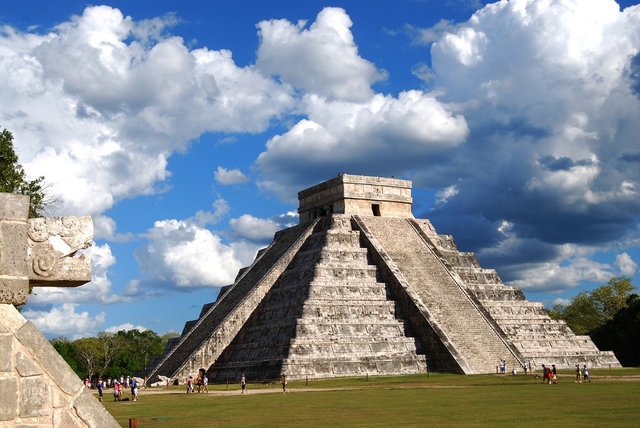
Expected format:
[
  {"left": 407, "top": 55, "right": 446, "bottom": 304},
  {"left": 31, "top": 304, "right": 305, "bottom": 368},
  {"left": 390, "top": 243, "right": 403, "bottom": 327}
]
[
  {"left": 147, "top": 174, "right": 620, "bottom": 384},
  {"left": 0, "top": 193, "right": 118, "bottom": 427}
]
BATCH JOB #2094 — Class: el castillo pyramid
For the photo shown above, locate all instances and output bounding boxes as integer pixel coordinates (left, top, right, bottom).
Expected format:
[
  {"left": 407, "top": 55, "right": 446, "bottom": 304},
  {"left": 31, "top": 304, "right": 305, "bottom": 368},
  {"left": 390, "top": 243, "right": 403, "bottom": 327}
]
[{"left": 147, "top": 174, "right": 620, "bottom": 383}]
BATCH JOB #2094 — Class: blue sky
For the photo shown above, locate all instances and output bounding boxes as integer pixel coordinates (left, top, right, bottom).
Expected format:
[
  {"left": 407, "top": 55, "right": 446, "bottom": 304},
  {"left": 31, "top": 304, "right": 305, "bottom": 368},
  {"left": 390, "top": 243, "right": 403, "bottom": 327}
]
[{"left": 1, "top": 0, "right": 639, "bottom": 338}]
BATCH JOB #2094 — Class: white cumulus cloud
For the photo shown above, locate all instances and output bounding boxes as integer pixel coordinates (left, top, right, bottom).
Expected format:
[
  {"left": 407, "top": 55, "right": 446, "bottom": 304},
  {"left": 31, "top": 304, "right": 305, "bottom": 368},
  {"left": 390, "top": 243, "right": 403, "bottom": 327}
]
[
  {"left": 1, "top": 5, "right": 294, "bottom": 217},
  {"left": 23, "top": 303, "right": 106, "bottom": 339},
  {"left": 134, "top": 218, "right": 250, "bottom": 288},
  {"left": 215, "top": 167, "right": 248, "bottom": 185},
  {"left": 229, "top": 214, "right": 281, "bottom": 241},
  {"left": 256, "top": 7, "right": 383, "bottom": 102}
]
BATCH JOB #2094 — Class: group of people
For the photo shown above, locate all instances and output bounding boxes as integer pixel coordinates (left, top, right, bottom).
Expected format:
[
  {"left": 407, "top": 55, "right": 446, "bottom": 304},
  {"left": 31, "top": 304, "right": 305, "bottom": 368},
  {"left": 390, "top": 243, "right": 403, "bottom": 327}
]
[
  {"left": 497, "top": 359, "right": 521, "bottom": 375},
  {"left": 187, "top": 368, "right": 209, "bottom": 394},
  {"left": 539, "top": 364, "right": 590, "bottom": 384},
  {"left": 85, "top": 375, "right": 141, "bottom": 402},
  {"left": 496, "top": 360, "right": 593, "bottom": 384},
  {"left": 90, "top": 377, "right": 140, "bottom": 402},
  {"left": 540, "top": 364, "right": 558, "bottom": 384},
  {"left": 111, "top": 377, "right": 139, "bottom": 401},
  {"left": 184, "top": 372, "right": 287, "bottom": 394},
  {"left": 575, "top": 364, "right": 590, "bottom": 383}
]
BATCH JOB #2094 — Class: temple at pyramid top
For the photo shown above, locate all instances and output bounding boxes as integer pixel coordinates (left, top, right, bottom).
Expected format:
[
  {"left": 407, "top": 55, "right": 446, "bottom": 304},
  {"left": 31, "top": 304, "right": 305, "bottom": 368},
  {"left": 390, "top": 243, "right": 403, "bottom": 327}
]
[
  {"left": 147, "top": 174, "right": 620, "bottom": 385},
  {"left": 298, "top": 174, "right": 413, "bottom": 222}
]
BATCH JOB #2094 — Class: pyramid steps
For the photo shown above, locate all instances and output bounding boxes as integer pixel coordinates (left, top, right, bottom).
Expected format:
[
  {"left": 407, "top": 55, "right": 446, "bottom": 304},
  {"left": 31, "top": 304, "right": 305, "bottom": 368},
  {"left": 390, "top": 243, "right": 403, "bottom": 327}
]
[
  {"left": 146, "top": 219, "right": 319, "bottom": 383},
  {"left": 207, "top": 215, "right": 428, "bottom": 381},
  {"left": 414, "top": 222, "right": 622, "bottom": 370},
  {"left": 356, "top": 216, "right": 522, "bottom": 374}
]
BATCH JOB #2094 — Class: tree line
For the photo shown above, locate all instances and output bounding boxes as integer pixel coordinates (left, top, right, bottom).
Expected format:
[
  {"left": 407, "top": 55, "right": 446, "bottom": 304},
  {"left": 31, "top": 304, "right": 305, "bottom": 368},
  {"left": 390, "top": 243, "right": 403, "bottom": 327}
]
[
  {"left": 51, "top": 329, "right": 177, "bottom": 381},
  {"left": 548, "top": 277, "right": 639, "bottom": 366}
]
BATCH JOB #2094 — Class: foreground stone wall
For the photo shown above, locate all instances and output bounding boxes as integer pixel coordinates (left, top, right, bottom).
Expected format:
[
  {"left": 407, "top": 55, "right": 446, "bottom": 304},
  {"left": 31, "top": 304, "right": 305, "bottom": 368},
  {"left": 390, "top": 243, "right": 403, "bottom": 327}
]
[
  {"left": 0, "top": 304, "right": 118, "bottom": 427},
  {"left": 0, "top": 192, "right": 118, "bottom": 427}
]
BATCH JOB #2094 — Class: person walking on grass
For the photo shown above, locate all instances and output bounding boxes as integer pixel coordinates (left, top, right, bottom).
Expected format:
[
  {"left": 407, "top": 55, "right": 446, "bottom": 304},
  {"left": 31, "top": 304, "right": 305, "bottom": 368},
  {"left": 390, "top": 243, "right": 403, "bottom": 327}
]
[
  {"left": 575, "top": 365, "right": 582, "bottom": 383},
  {"left": 281, "top": 374, "right": 288, "bottom": 393},
  {"left": 202, "top": 373, "right": 208, "bottom": 393},
  {"left": 241, "top": 373, "right": 247, "bottom": 394},
  {"left": 131, "top": 378, "right": 139, "bottom": 401},
  {"left": 97, "top": 378, "right": 104, "bottom": 401},
  {"left": 583, "top": 365, "right": 590, "bottom": 383}
]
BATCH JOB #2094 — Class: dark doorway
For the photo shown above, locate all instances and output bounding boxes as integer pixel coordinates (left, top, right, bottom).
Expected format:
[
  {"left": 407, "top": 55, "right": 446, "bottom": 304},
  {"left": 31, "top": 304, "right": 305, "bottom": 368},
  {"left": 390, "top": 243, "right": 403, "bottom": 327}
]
[{"left": 372, "top": 204, "right": 381, "bottom": 216}]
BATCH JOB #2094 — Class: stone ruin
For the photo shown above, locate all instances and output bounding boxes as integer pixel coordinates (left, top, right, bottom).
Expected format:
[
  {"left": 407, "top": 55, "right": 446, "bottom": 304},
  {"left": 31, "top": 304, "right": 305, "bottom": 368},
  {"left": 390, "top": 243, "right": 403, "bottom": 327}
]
[
  {"left": 0, "top": 193, "right": 118, "bottom": 427},
  {"left": 147, "top": 174, "right": 620, "bottom": 384}
]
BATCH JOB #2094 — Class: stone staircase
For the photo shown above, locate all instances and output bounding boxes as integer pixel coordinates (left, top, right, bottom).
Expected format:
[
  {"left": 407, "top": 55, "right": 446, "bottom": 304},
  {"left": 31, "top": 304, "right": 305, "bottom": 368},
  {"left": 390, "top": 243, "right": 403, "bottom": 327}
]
[
  {"left": 146, "top": 220, "right": 318, "bottom": 383},
  {"left": 207, "top": 215, "right": 428, "bottom": 381},
  {"left": 356, "top": 216, "right": 521, "bottom": 374},
  {"left": 411, "top": 219, "right": 621, "bottom": 369}
]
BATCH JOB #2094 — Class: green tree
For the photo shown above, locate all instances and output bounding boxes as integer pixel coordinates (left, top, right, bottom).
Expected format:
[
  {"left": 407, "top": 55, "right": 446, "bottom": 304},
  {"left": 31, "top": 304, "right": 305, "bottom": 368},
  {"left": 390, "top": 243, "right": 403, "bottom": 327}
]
[
  {"left": 50, "top": 329, "right": 168, "bottom": 380},
  {"left": 590, "top": 294, "right": 640, "bottom": 366},
  {"left": 548, "top": 277, "right": 635, "bottom": 335},
  {"left": 549, "top": 292, "right": 601, "bottom": 335},
  {"left": 51, "top": 337, "right": 80, "bottom": 374},
  {"left": 113, "top": 329, "right": 164, "bottom": 373},
  {"left": 0, "top": 127, "right": 47, "bottom": 217},
  {"left": 73, "top": 337, "right": 101, "bottom": 379}
]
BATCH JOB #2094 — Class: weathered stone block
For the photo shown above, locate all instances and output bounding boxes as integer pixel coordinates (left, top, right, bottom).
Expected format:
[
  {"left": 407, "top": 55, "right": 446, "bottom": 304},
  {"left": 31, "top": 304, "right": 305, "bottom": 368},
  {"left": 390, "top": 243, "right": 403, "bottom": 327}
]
[
  {"left": 0, "top": 278, "right": 29, "bottom": 306},
  {"left": 15, "top": 321, "right": 83, "bottom": 396},
  {"left": 0, "top": 222, "right": 28, "bottom": 277},
  {"left": 52, "top": 387, "right": 70, "bottom": 409},
  {"left": 27, "top": 216, "right": 93, "bottom": 287},
  {"left": 54, "top": 408, "right": 86, "bottom": 428},
  {"left": 0, "top": 193, "right": 29, "bottom": 221},
  {"left": 0, "top": 305, "right": 26, "bottom": 336},
  {"left": 0, "top": 377, "right": 18, "bottom": 421},
  {"left": 0, "top": 334, "right": 13, "bottom": 372},
  {"left": 19, "top": 376, "right": 51, "bottom": 418},
  {"left": 15, "top": 351, "right": 42, "bottom": 377},
  {"left": 74, "top": 388, "right": 120, "bottom": 428}
]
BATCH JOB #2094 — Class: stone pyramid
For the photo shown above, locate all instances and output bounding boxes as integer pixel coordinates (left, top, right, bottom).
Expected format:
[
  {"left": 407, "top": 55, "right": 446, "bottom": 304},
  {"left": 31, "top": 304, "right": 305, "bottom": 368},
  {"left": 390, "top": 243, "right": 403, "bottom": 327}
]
[{"left": 147, "top": 174, "right": 620, "bottom": 383}]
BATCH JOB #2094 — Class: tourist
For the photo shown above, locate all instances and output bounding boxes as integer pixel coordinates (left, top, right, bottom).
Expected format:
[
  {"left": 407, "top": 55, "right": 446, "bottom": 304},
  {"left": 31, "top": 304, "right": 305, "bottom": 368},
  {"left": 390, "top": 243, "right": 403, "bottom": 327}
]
[
  {"left": 575, "top": 365, "right": 582, "bottom": 383},
  {"left": 551, "top": 364, "right": 557, "bottom": 383},
  {"left": 131, "top": 378, "right": 139, "bottom": 401},
  {"left": 281, "top": 374, "right": 288, "bottom": 393},
  {"left": 241, "top": 373, "right": 247, "bottom": 394},
  {"left": 97, "top": 378, "right": 104, "bottom": 401},
  {"left": 113, "top": 381, "right": 119, "bottom": 401},
  {"left": 197, "top": 368, "right": 206, "bottom": 393},
  {"left": 541, "top": 364, "right": 547, "bottom": 383},
  {"left": 202, "top": 373, "right": 209, "bottom": 393},
  {"left": 187, "top": 375, "right": 194, "bottom": 393},
  {"left": 582, "top": 365, "right": 590, "bottom": 383}
]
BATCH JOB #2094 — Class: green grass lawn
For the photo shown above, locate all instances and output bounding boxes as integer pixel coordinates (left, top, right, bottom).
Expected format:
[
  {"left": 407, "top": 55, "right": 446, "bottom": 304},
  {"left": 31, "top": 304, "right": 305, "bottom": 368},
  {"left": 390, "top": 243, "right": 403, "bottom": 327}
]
[{"left": 101, "top": 368, "right": 640, "bottom": 427}]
